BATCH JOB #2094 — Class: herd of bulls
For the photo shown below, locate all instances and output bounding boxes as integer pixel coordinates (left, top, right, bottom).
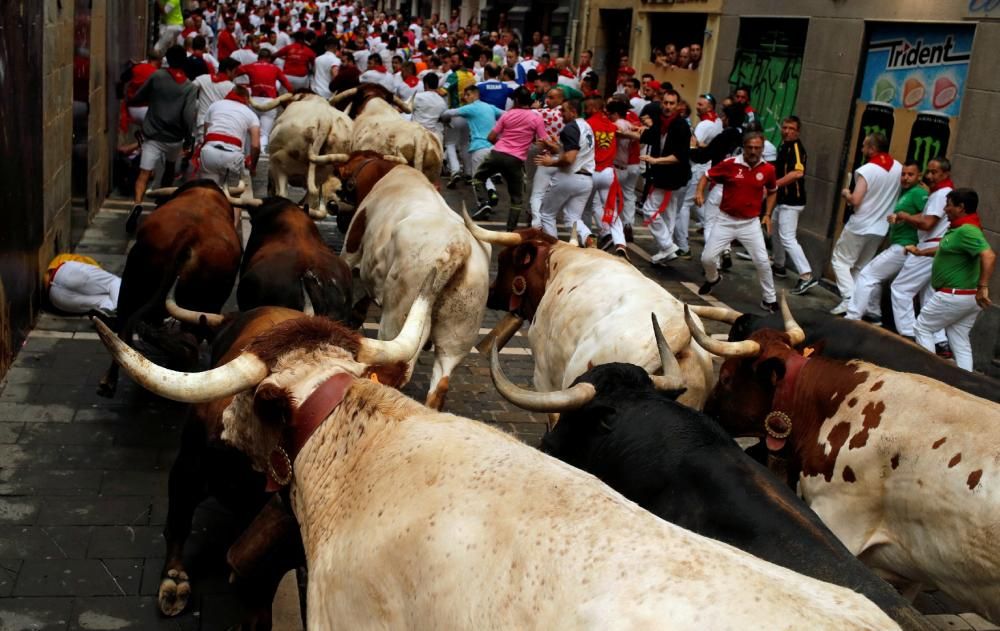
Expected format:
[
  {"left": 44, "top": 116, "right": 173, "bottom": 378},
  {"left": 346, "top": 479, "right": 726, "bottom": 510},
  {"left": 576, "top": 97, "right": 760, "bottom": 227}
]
[{"left": 92, "top": 87, "right": 1000, "bottom": 630}]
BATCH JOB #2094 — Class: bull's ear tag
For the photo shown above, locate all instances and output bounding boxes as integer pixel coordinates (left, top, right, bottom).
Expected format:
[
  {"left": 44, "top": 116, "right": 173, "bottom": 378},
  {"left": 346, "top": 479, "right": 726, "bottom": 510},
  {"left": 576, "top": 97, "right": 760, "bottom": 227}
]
[{"left": 802, "top": 346, "right": 815, "bottom": 358}]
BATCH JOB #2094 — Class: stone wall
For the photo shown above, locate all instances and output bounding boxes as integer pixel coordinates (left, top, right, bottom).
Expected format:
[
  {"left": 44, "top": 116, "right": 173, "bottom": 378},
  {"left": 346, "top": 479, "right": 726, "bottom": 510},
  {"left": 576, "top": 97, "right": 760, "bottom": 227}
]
[{"left": 85, "top": 0, "right": 110, "bottom": 222}]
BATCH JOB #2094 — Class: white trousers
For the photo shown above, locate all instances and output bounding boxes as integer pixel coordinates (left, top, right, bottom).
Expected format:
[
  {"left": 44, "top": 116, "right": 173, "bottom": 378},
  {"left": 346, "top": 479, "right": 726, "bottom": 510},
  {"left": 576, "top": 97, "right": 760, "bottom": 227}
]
[
  {"left": 200, "top": 142, "right": 246, "bottom": 185},
  {"left": 588, "top": 168, "right": 625, "bottom": 246},
  {"left": 676, "top": 163, "right": 709, "bottom": 249},
  {"left": 891, "top": 249, "right": 935, "bottom": 337},
  {"left": 830, "top": 230, "right": 883, "bottom": 301},
  {"left": 615, "top": 164, "right": 641, "bottom": 226},
  {"left": 48, "top": 262, "right": 121, "bottom": 314},
  {"left": 250, "top": 97, "right": 278, "bottom": 149},
  {"left": 640, "top": 187, "right": 685, "bottom": 255},
  {"left": 702, "top": 184, "right": 724, "bottom": 248},
  {"left": 445, "top": 116, "right": 470, "bottom": 175},
  {"left": 772, "top": 204, "right": 811, "bottom": 275},
  {"left": 530, "top": 164, "right": 558, "bottom": 217},
  {"left": 539, "top": 172, "right": 592, "bottom": 238},
  {"left": 155, "top": 25, "right": 183, "bottom": 54},
  {"left": 915, "top": 292, "right": 982, "bottom": 371},
  {"left": 468, "top": 148, "right": 496, "bottom": 193},
  {"left": 846, "top": 244, "right": 905, "bottom": 320},
  {"left": 702, "top": 213, "right": 776, "bottom": 303}
]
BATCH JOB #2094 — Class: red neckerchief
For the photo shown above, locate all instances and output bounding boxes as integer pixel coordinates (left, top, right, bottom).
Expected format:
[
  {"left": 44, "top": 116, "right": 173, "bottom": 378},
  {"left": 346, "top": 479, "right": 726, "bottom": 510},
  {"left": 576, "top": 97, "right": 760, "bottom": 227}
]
[
  {"left": 950, "top": 213, "right": 983, "bottom": 229},
  {"left": 700, "top": 110, "right": 718, "bottom": 122},
  {"left": 659, "top": 110, "right": 680, "bottom": 132},
  {"left": 370, "top": 64, "right": 387, "bottom": 73},
  {"left": 166, "top": 68, "right": 188, "bottom": 84},
  {"left": 867, "top": 152, "right": 894, "bottom": 172},
  {"left": 559, "top": 68, "right": 575, "bottom": 78},
  {"left": 211, "top": 71, "right": 231, "bottom": 83},
  {"left": 931, "top": 178, "right": 955, "bottom": 193},
  {"left": 224, "top": 89, "right": 250, "bottom": 105},
  {"left": 403, "top": 75, "right": 419, "bottom": 87}
]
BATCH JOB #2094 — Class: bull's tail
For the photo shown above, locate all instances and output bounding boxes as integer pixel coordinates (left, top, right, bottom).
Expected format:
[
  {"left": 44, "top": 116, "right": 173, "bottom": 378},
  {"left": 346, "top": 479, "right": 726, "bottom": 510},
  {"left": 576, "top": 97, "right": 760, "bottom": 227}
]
[{"left": 306, "top": 119, "right": 333, "bottom": 202}]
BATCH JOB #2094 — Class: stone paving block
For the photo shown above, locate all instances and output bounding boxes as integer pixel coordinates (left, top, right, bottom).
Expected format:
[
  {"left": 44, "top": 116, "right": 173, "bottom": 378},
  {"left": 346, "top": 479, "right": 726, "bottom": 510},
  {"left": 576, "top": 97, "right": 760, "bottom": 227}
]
[
  {"left": 0, "top": 597, "right": 74, "bottom": 631},
  {"left": 137, "top": 558, "right": 162, "bottom": 598},
  {"left": 0, "top": 559, "right": 22, "bottom": 596},
  {"left": 960, "top": 614, "right": 1000, "bottom": 630},
  {"left": 0, "top": 422, "right": 25, "bottom": 443},
  {"left": 0, "top": 498, "right": 41, "bottom": 525},
  {"left": 927, "top": 614, "right": 976, "bottom": 630},
  {"left": 0, "top": 383, "right": 33, "bottom": 402},
  {"left": 18, "top": 423, "right": 117, "bottom": 446},
  {"left": 86, "top": 527, "right": 163, "bottom": 560},
  {"left": 0, "top": 526, "right": 90, "bottom": 560},
  {"left": 36, "top": 497, "right": 154, "bottom": 527},
  {"left": 0, "top": 403, "right": 76, "bottom": 424},
  {"left": 112, "top": 422, "right": 184, "bottom": 448},
  {"left": 0, "top": 468, "right": 103, "bottom": 494},
  {"left": 13, "top": 558, "right": 140, "bottom": 597},
  {"left": 99, "top": 471, "right": 169, "bottom": 496},
  {"left": 69, "top": 596, "right": 198, "bottom": 631}
]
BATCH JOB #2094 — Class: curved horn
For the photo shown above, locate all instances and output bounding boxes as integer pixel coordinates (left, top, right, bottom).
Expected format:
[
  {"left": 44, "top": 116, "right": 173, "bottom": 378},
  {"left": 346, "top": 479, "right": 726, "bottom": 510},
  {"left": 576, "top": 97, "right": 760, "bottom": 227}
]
[
  {"left": 147, "top": 187, "right": 179, "bottom": 197},
  {"left": 165, "top": 277, "right": 226, "bottom": 328},
  {"left": 568, "top": 225, "right": 580, "bottom": 247},
  {"left": 381, "top": 154, "right": 408, "bottom": 164},
  {"left": 251, "top": 93, "right": 295, "bottom": 112},
  {"left": 490, "top": 344, "right": 596, "bottom": 412},
  {"left": 460, "top": 202, "right": 523, "bottom": 246},
  {"left": 301, "top": 279, "right": 315, "bottom": 316},
  {"left": 393, "top": 95, "right": 413, "bottom": 113},
  {"left": 356, "top": 269, "right": 437, "bottom": 365},
  {"left": 649, "top": 313, "right": 687, "bottom": 394},
  {"left": 308, "top": 152, "right": 351, "bottom": 165},
  {"left": 779, "top": 291, "right": 806, "bottom": 346},
  {"left": 688, "top": 304, "right": 743, "bottom": 324},
  {"left": 93, "top": 318, "right": 268, "bottom": 403},
  {"left": 328, "top": 87, "right": 358, "bottom": 106},
  {"left": 685, "top": 305, "right": 760, "bottom": 358},
  {"left": 224, "top": 192, "right": 263, "bottom": 207}
]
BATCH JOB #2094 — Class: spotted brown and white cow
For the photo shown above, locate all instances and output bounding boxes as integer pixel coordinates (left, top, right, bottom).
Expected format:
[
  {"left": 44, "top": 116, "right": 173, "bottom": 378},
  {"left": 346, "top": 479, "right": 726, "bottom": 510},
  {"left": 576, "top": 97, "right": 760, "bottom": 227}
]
[
  {"left": 95, "top": 303, "right": 900, "bottom": 630},
  {"left": 464, "top": 215, "right": 715, "bottom": 410},
  {"left": 341, "top": 165, "right": 491, "bottom": 409},
  {"left": 689, "top": 298, "right": 1000, "bottom": 624}
]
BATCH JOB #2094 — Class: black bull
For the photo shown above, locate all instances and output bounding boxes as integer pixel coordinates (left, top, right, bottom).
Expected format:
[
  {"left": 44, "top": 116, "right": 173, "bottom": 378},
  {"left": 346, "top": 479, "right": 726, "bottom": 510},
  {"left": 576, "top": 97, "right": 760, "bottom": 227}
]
[
  {"left": 727, "top": 309, "right": 1000, "bottom": 403},
  {"left": 540, "top": 363, "right": 931, "bottom": 631}
]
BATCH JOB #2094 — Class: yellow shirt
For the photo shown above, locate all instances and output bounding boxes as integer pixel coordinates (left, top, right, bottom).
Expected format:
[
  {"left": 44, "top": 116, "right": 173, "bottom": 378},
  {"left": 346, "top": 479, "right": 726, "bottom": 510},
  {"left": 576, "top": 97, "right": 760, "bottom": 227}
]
[{"left": 45, "top": 254, "right": 101, "bottom": 288}]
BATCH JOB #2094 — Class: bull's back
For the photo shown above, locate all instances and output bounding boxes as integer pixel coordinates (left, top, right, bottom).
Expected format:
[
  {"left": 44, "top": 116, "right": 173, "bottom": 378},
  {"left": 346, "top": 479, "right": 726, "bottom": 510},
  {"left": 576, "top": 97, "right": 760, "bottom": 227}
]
[{"left": 303, "top": 414, "right": 898, "bottom": 630}]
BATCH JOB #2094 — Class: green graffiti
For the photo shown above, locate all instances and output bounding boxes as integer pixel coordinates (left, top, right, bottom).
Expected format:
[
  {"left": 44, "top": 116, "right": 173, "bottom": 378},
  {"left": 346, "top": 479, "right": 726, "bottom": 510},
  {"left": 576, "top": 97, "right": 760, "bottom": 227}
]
[
  {"left": 729, "top": 50, "right": 802, "bottom": 146},
  {"left": 911, "top": 136, "right": 943, "bottom": 172},
  {"left": 863, "top": 124, "right": 888, "bottom": 138}
]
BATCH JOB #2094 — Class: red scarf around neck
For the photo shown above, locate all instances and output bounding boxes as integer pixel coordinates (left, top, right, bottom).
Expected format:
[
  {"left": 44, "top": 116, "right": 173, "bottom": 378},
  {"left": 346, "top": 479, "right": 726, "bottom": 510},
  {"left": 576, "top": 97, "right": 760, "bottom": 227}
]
[
  {"left": 950, "top": 213, "right": 982, "bottom": 230},
  {"left": 370, "top": 64, "right": 387, "bottom": 73},
  {"left": 867, "top": 152, "right": 894, "bottom": 172},
  {"left": 403, "top": 75, "right": 419, "bottom": 87},
  {"left": 212, "top": 71, "right": 231, "bottom": 83},
  {"left": 659, "top": 111, "right": 680, "bottom": 133},
  {"left": 931, "top": 178, "right": 955, "bottom": 193},
  {"left": 700, "top": 110, "right": 718, "bottom": 122},
  {"left": 224, "top": 90, "right": 250, "bottom": 106},
  {"left": 167, "top": 68, "right": 188, "bottom": 84}
]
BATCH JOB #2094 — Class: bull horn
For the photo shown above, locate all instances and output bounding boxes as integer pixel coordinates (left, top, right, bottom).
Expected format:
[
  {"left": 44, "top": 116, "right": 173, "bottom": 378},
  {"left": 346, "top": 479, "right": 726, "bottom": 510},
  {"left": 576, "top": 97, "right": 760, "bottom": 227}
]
[
  {"left": 93, "top": 318, "right": 268, "bottom": 403},
  {"left": 356, "top": 269, "right": 437, "bottom": 365},
  {"left": 460, "top": 203, "right": 523, "bottom": 246},
  {"left": 308, "top": 152, "right": 351, "bottom": 165},
  {"left": 568, "top": 225, "right": 580, "bottom": 247},
  {"left": 328, "top": 87, "right": 357, "bottom": 105},
  {"left": 490, "top": 344, "right": 596, "bottom": 412},
  {"left": 225, "top": 192, "right": 263, "bottom": 207},
  {"left": 685, "top": 305, "right": 760, "bottom": 358},
  {"left": 382, "top": 154, "right": 408, "bottom": 164},
  {"left": 227, "top": 182, "right": 246, "bottom": 196},
  {"left": 301, "top": 279, "right": 315, "bottom": 316},
  {"left": 779, "top": 291, "right": 806, "bottom": 346},
  {"left": 251, "top": 93, "right": 295, "bottom": 112},
  {"left": 393, "top": 95, "right": 413, "bottom": 113},
  {"left": 165, "top": 277, "right": 226, "bottom": 328},
  {"left": 147, "top": 187, "right": 179, "bottom": 197},
  {"left": 649, "top": 313, "right": 686, "bottom": 394},
  {"left": 689, "top": 304, "right": 743, "bottom": 324}
]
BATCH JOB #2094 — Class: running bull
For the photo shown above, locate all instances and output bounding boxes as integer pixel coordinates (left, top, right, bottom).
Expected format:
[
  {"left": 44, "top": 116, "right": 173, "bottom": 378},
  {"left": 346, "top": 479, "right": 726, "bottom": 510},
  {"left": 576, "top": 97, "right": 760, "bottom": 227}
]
[
  {"left": 95, "top": 302, "right": 899, "bottom": 630},
  {"left": 491, "top": 314, "right": 930, "bottom": 630},
  {"left": 464, "top": 216, "right": 715, "bottom": 410},
  {"left": 689, "top": 301, "right": 1000, "bottom": 624}
]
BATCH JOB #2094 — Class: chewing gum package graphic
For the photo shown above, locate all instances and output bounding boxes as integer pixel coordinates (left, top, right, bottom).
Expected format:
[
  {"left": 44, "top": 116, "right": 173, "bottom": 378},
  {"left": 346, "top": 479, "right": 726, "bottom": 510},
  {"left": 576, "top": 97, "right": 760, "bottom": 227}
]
[{"left": 902, "top": 77, "right": 925, "bottom": 109}]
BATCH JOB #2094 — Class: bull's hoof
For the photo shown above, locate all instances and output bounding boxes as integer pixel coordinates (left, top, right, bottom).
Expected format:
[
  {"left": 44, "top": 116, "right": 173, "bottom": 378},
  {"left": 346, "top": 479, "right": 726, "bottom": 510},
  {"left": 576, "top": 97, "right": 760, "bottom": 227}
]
[
  {"left": 158, "top": 569, "right": 191, "bottom": 616},
  {"left": 96, "top": 379, "right": 116, "bottom": 399}
]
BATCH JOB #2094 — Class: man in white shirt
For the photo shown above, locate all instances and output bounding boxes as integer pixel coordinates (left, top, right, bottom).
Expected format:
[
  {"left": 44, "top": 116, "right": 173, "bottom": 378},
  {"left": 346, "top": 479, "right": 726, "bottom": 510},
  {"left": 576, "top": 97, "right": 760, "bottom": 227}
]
[
  {"left": 536, "top": 99, "right": 596, "bottom": 240},
  {"left": 412, "top": 73, "right": 448, "bottom": 147},
  {"left": 229, "top": 36, "right": 260, "bottom": 67},
  {"left": 199, "top": 86, "right": 260, "bottom": 192},
  {"left": 829, "top": 132, "right": 902, "bottom": 315},
  {"left": 626, "top": 79, "right": 648, "bottom": 116},
  {"left": 679, "top": 93, "right": 723, "bottom": 242},
  {"left": 192, "top": 58, "right": 241, "bottom": 145},
  {"left": 311, "top": 38, "right": 342, "bottom": 97}
]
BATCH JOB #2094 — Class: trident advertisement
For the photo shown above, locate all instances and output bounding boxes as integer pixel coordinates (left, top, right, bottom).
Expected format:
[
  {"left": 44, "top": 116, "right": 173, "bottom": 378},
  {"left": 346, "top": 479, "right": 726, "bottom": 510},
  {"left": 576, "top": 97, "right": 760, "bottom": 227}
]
[{"left": 859, "top": 23, "right": 973, "bottom": 118}]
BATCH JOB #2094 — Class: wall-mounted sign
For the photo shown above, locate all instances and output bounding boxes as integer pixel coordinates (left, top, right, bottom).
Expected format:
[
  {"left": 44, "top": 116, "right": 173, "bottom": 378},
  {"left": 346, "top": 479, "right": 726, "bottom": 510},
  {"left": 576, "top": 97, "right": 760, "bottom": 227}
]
[{"left": 859, "top": 23, "right": 974, "bottom": 118}]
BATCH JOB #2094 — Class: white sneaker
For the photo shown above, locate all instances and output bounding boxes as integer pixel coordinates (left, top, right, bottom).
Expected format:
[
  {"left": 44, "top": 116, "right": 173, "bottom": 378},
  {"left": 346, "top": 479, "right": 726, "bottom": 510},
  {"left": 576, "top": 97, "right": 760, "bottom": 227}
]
[
  {"left": 651, "top": 249, "right": 679, "bottom": 265},
  {"left": 829, "top": 300, "right": 849, "bottom": 316}
]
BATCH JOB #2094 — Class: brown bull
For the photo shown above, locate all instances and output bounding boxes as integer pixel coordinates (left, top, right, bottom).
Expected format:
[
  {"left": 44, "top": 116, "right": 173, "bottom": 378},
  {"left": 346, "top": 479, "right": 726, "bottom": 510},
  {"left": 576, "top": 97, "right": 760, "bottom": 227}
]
[
  {"left": 98, "top": 180, "right": 242, "bottom": 397},
  {"left": 329, "top": 83, "right": 412, "bottom": 118},
  {"left": 238, "top": 197, "right": 354, "bottom": 322},
  {"left": 330, "top": 151, "right": 407, "bottom": 232}
]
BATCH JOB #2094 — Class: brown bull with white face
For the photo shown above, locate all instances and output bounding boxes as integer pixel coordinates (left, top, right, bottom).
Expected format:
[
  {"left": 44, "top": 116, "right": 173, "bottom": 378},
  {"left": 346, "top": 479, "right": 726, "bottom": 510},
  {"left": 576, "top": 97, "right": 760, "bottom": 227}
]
[
  {"left": 689, "top": 297, "right": 1000, "bottom": 623},
  {"left": 465, "top": 215, "right": 715, "bottom": 410}
]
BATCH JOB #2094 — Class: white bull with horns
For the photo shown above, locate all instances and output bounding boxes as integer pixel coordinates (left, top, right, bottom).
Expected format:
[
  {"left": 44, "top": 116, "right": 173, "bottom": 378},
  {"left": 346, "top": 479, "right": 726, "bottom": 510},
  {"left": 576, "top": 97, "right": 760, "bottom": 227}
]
[
  {"left": 93, "top": 290, "right": 900, "bottom": 631},
  {"left": 251, "top": 93, "right": 353, "bottom": 219}
]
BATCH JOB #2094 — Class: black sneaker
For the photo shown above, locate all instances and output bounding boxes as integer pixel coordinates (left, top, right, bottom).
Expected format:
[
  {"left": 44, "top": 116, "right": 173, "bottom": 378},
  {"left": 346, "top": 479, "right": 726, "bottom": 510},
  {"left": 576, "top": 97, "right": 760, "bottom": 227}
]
[
  {"left": 760, "top": 300, "right": 778, "bottom": 313},
  {"left": 791, "top": 277, "right": 819, "bottom": 296},
  {"left": 464, "top": 175, "right": 473, "bottom": 185},
  {"left": 447, "top": 173, "right": 463, "bottom": 189},
  {"left": 126, "top": 204, "right": 143, "bottom": 234},
  {"left": 698, "top": 276, "right": 722, "bottom": 295},
  {"left": 614, "top": 245, "right": 631, "bottom": 262},
  {"left": 935, "top": 342, "right": 954, "bottom": 359},
  {"left": 487, "top": 189, "right": 499, "bottom": 207},
  {"left": 676, "top": 249, "right": 692, "bottom": 260},
  {"left": 598, "top": 233, "right": 614, "bottom": 251},
  {"left": 471, "top": 203, "right": 492, "bottom": 219},
  {"left": 772, "top": 264, "right": 788, "bottom": 278},
  {"left": 720, "top": 251, "right": 732, "bottom": 271}
]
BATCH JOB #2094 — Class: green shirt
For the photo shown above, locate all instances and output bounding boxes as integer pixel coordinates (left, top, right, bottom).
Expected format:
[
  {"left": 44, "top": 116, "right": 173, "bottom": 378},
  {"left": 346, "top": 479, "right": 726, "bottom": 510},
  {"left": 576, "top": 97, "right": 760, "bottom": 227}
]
[
  {"left": 889, "top": 185, "right": 929, "bottom": 247},
  {"left": 931, "top": 223, "right": 990, "bottom": 290},
  {"left": 556, "top": 84, "right": 584, "bottom": 103}
]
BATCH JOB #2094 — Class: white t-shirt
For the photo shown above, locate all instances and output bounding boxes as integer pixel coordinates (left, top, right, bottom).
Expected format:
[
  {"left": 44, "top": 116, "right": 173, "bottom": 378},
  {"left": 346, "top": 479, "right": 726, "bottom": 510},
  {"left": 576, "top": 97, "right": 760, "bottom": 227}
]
[
  {"left": 205, "top": 99, "right": 260, "bottom": 147},
  {"left": 918, "top": 186, "right": 952, "bottom": 243},
  {"left": 629, "top": 96, "right": 649, "bottom": 116},
  {"left": 312, "top": 51, "right": 342, "bottom": 97},
  {"left": 564, "top": 118, "right": 596, "bottom": 174},
  {"left": 353, "top": 49, "right": 371, "bottom": 72},
  {"left": 763, "top": 140, "right": 777, "bottom": 163},
  {"left": 693, "top": 118, "right": 722, "bottom": 151},
  {"left": 557, "top": 74, "right": 580, "bottom": 91},
  {"left": 359, "top": 69, "right": 396, "bottom": 91},
  {"left": 394, "top": 76, "right": 422, "bottom": 101},
  {"left": 847, "top": 160, "right": 903, "bottom": 236},
  {"left": 412, "top": 90, "right": 447, "bottom": 140},
  {"left": 230, "top": 48, "right": 258, "bottom": 66},
  {"left": 193, "top": 75, "right": 235, "bottom": 129}
]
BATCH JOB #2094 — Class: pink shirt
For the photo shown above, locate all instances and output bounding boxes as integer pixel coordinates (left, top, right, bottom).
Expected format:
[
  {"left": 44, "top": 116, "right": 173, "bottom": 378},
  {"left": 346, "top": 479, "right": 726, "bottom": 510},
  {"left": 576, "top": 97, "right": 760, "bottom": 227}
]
[{"left": 492, "top": 108, "right": 548, "bottom": 160}]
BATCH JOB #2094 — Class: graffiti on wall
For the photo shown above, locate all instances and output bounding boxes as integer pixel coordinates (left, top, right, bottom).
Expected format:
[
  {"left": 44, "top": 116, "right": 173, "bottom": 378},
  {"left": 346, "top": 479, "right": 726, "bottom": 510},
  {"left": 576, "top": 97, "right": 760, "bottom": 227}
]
[{"left": 728, "top": 50, "right": 802, "bottom": 146}]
